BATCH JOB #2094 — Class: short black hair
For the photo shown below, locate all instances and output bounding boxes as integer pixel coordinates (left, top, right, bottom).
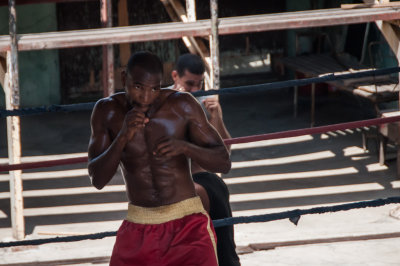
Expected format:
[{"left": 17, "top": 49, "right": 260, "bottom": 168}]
[
  {"left": 175, "top": 53, "right": 205, "bottom": 77},
  {"left": 126, "top": 51, "right": 163, "bottom": 75}
]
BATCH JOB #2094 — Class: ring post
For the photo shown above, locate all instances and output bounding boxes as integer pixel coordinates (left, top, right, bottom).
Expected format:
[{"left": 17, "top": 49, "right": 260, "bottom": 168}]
[
  {"left": 6, "top": 0, "right": 25, "bottom": 240},
  {"left": 101, "top": 0, "right": 114, "bottom": 97},
  {"left": 210, "top": 0, "right": 220, "bottom": 90}
]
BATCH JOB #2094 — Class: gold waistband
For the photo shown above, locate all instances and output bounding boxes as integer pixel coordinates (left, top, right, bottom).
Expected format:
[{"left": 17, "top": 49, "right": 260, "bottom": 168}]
[{"left": 126, "top": 196, "right": 206, "bottom": 225}]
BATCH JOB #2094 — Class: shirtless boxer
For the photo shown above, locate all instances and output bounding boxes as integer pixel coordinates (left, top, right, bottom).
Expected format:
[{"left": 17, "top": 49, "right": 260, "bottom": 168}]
[{"left": 88, "top": 51, "right": 231, "bottom": 265}]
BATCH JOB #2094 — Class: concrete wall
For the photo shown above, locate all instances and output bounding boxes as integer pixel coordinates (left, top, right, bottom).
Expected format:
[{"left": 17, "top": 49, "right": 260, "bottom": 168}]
[{"left": 0, "top": 4, "right": 60, "bottom": 108}]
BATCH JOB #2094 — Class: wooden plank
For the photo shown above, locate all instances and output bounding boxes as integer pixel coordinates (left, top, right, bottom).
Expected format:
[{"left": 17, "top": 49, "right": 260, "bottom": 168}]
[
  {"left": 184, "top": 0, "right": 212, "bottom": 89},
  {"left": 0, "top": 0, "right": 96, "bottom": 6},
  {"left": 387, "top": 19, "right": 400, "bottom": 27},
  {"left": 375, "top": 21, "right": 400, "bottom": 59},
  {"left": 367, "top": 1, "right": 400, "bottom": 177},
  {"left": 160, "top": 0, "right": 195, "bottom": 54},
  {"left": 7, "top": 0, "right": 25, "bottom": 241},
  {"left": 118, "top": 0, "right": 130, "bottom": 67},
  {"left": 236, "top": 245, "right": 254, "bottom": 255},
  {"left": 169, "top": 0, "right": 189, "bottom": 22},
  {"left": 161, "top": 0, "right": 212, "bottom": 89},
  {"left": 342, "top": 2, "right": 400, "bottom": 10},
  {"left": 1, "top": 7, "right": 400, "bottom": 52},
  {"left": 186, "top": 0, "right": 196, "bottom": 22},
  {"left": 168, "top": 0, "right": 210, "bottom": 60},
  {"left": 362, "top": 0, "right": 400, "bottom": 56},
  {"left": 3, "top": 257, "right": 110, "bottom": 266},
  {"left": 100, "top": 0, "right": 114, "bottom": 97},
  {"left": 0, "top": 53, "right": 5, "bottom": 89},
  {"left": 210, "top": 0, "right": 220, "bottom": 90},
  {"left": 250, "top": 232, "right": 400, "bottom": 251},
  {"left": 165, "top": 0, "right": 198, "bottom": 55},
  {"left": 160, "top": 0, "right": 180, "bottom": 21}
]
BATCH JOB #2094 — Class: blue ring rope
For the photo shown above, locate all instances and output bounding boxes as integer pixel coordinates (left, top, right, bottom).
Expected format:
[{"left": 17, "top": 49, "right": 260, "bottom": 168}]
[
  {"left": 1, "top": 196, "right": 399, "bottom": 248},
  {"left": 1, "top": 66, "right": 399, "bottom": 118}
]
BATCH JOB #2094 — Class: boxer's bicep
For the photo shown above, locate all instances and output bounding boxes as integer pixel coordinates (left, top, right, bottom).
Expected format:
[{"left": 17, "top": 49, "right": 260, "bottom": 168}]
[
  {"left": 88, "top": 101, "right": 112, "bottom": 160},
  {"left": 185, "top": 97, "right": 224, "bottom": 148}
]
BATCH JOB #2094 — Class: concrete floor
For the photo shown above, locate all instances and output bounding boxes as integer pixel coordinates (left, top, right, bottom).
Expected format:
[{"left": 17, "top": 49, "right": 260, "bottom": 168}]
[{"left": 0, "top": 87, "right": 399, "bottom": 265}]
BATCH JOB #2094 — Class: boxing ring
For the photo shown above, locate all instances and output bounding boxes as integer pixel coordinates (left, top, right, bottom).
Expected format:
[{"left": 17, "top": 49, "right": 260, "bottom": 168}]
[
  {"left": 1, "top": 2, "right": 400, "bottom": 264},
  {"left": 1, "top": 68, "right": 400, "bottom": 251}
]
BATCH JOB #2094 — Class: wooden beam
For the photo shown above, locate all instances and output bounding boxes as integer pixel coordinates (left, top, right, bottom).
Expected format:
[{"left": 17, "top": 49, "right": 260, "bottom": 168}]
[
  {"left": 160, "top": 0, "right": 197, "bottom": 53},
  {"left": 160, "top": 0, "right": 212, "bottom": 89},
  {"left": 210, "top": 0, "right": 220, "bottom": 90},
  {"left": 250, "top": 232, "right": 400, "bottom": 251},
  {"left": 387, "top": 19, "right": 400, "bottom": 27},
  {"left": 162, "top": 0, "right": 197, "bottom": 54},
  {"left": 367, "top": 2, "right": 400, "bottom": 185},
  {"left": 184, "top": 0, "right": 212, "bottom": 89},
  {"left": 100, "top": 0, "right": 114, "bottom": 97},
  {"left": 0, "top": 0, "right": 96, "bottom": 6},
  {"left": 342, "top": 2, "right": 400, "bottom": 9},
  {"left": 118, "top": 0, "right": 130, "bottom": 67},
  {"left": 186, "top": 0, "right": 196, "bottom": 22},
  {"left": 1, "top": 7, "right": 400, "bottom": 52},
  {"left": 6, "top": 0, "right": 25, "bottom": 241},
  {"left": 376, "top": 20, "right": 400, "bottom": 58},
  {"left": 160, "top": 0, "right": 180, "bottom": 21},
  {"left": 165, "top": 0, "right": 210, "bottom": 60},
  {"left": 168, "top": 0, "right": 189, "bottom": 22},
  {"left": 363, "top": 0, "right": 400, "bottom": 69},
  {"left": 0, "top": 53, "right": 6, "bottom": 89},
  {"left": 169, "top": 0, "right": 212, "bottom": 84}
]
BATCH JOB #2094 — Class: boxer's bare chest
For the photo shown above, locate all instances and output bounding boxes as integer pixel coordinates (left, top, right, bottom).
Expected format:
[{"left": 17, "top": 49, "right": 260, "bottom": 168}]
[{"left": 108, "top": 100, "right": 187, "bottom": 158}]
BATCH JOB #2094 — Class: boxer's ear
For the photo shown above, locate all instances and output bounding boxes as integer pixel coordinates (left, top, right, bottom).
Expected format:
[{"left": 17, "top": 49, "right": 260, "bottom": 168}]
[{"left": 171, "top": 70, "right": 179, "bottom": 82}]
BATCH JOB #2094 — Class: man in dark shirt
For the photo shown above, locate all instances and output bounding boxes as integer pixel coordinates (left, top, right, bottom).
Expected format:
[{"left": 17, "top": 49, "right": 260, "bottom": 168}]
[{"left": 170, "top": 53, "right": 241, "bottom": 266}]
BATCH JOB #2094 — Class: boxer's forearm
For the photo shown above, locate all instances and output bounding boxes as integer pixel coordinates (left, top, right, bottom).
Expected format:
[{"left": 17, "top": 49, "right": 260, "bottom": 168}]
[
  {"left": 183, "top": 142, "right": 231, "bottom": 174},
  {"left": 88, "top": 134, "right": 127, "bottom": 189},
  {"left": 209, "top": 116, "right": 232, "bottom": 152}
]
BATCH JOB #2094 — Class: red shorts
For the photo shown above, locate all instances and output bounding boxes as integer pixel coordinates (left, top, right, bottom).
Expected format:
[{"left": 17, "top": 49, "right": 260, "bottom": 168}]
[{"left": 110, "top": 197, "right": 218, "bottom": 266}]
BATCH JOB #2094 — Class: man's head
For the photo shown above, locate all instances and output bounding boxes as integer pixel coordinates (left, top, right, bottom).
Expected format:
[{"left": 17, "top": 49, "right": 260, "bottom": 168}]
[
  {"left": 172, "top": 53, "right": 205, "bottom": 93},
  {"left": 122, "top": 51, "right": 163, "bottom": 109}
]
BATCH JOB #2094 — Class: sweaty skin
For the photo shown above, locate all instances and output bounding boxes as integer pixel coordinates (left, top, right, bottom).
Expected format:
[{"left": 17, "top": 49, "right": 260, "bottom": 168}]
[
  {"left": 172, "top": 69, "right": 232, "bottom": 176},
  {"left": 88, "top": 67, "right": 230, "bottom": 207}
]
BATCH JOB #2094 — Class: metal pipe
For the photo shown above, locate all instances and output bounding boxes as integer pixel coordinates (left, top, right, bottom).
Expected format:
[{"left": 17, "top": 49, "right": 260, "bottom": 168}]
[
  {"left": 210, "top": 0, "right": 220, "bottom": 90},
  {"left": 1, "top": 8, "right": 400, "bottom": 52}
]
